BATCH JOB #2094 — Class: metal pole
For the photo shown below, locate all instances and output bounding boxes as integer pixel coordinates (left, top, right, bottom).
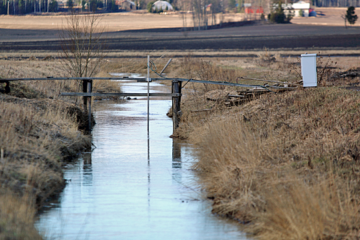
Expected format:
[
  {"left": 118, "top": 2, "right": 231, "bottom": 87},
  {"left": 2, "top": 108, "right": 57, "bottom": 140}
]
[
  {"left": 159, "top": 58, "right": 172, "bottom": 76},
  {"left": 147, "top": 55, "right": 150, "bottom": 137},
  {"left": 147, "top": 55, "right": 150, "bottom": 162}
]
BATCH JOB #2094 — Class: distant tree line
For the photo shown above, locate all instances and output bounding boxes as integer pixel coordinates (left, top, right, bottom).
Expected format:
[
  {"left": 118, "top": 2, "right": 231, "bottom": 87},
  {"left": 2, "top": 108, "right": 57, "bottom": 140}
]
[
  {"left": 313, "top": 0, "right": 360, "bottom": 7},
  {"left": 0, "top": 0, "right": 59, "bottom": 14},
  {"left": 2, "top": 0, "right": 360, "bottom": 15},
  {"left": 0, "top": 0, "right": 135, "bottom": 14}
]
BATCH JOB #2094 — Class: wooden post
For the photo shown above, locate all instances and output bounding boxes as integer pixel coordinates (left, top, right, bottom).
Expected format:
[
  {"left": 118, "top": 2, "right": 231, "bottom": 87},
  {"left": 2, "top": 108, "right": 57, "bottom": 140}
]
[
  {"left": 4, "top": 81, "right": 10, "bottom": 94},
  {"left": 87, "top": 80, "right": 92, "bottom": 132},
  {"left": 82, "top": 80, "right": 88, "bottom": 112},
  {"left": 172, "top": 80, "right": 181, "bottom": 134},
  {"left": 1, "top": 81, "right": 10, "bottom": 93}
]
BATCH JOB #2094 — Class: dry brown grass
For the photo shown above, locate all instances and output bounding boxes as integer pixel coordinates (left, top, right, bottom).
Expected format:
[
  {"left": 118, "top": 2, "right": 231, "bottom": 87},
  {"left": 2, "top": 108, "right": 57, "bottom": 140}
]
[
  {"left": 0, "top": 58, "right": 122, "bottom": 239},
  {"left": 190, "top": 88, "right": 360, "bottom": 239},
  {"left": 0, "top": 192, "right": 42, "bottom": 240},
  {"left": 174, "top": 56, "right": 360, "bottom": 239},
  {"left": 0, "top": 95, "right": 92, "bottom": 239}
]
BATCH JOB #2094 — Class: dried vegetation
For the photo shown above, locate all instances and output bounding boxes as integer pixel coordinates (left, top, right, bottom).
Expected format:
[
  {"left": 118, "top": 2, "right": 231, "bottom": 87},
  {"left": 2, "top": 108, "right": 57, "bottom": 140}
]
[
  {"left": 0, "top": 58, "right": 121, "bottom": 239},
  {"left": 174, "top": 55, "right": 360, "bottom": 239}
]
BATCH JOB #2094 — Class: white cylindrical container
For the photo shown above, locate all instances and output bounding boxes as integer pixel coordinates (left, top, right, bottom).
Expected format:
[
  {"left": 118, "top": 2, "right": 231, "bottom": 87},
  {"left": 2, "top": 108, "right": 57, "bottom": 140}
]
[{"left": 301, "top": 53, "right": 317, "bottom": 87}]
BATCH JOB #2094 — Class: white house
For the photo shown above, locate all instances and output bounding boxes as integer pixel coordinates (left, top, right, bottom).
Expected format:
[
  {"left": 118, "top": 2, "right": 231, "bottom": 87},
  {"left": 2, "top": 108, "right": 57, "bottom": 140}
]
[
  {"left": 291, "top": 1, "right": 310, "bottom": 17},
  {"left": 152, "top": 1, "right": 173, "bottom": 11}
]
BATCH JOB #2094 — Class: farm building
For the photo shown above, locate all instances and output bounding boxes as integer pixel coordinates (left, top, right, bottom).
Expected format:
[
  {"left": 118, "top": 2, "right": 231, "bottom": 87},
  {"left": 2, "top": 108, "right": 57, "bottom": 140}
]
[
  {"left": 152, "top": 1, "right": 173, "bottom": 11},
  {"left": 275, "top": 1, "right": 311, "bottom": 17},
  {"left": 291, "top": 1, "right": 311, "bottom": 17},
  {"left": 116, "top": 0, "right": 136, "bottom": 10}
]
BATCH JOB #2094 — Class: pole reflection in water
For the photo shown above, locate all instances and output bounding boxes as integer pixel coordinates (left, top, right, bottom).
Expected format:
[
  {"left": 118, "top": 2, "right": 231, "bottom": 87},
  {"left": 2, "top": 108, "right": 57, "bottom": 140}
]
[
  {"left": 82, "top": 152, "right": 93, "bottom": 186},
  {"left": 36, "top": 80, "right": 247, "bottom": 240},
  {"left": 172, "top": 140, "right": 182, "bottom": 185}
]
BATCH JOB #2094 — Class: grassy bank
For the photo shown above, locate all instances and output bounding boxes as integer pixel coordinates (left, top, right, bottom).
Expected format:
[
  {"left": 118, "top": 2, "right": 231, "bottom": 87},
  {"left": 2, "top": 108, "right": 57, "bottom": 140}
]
[
  {"left": 0, "top": 58, "right": 121, "bottom": 239},
  {"left": 172, "top": 56, "right": 360, "bottom": 239}
]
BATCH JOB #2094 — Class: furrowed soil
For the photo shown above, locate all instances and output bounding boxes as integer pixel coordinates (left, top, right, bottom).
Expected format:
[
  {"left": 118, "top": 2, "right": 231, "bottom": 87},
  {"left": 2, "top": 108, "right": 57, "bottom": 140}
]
[
  {"left": 0, "top": 58, "right": 120, "bottom": 239},
  {"left": 1, "top": 9, "right": 360, "bottom": 54}
]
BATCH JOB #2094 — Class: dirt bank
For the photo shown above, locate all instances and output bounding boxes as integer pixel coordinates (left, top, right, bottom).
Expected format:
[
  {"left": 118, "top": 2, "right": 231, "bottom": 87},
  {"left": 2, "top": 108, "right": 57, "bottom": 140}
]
[
  {"left": 0, "top": 58, "right": 121, "bottom": 239},
  {"left": 170, "top": 56, "right": 360, "bottom": 239}
]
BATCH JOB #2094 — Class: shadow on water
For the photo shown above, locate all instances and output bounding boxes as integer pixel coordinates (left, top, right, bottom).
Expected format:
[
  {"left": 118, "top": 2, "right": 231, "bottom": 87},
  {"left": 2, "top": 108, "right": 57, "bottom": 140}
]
[{"left": 36, "top": 79, "right": 248, "bottom": 240}]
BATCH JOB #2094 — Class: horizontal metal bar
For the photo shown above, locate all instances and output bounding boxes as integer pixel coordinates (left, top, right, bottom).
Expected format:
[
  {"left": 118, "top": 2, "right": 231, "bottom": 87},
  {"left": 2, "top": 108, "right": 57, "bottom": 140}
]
[
  {"left": 228, "top": 95, "right": 245, "bottom": 98},
  {"left": 60, "top": 92, "right": 181, "bottom": 97},
  {"left": 0, "top": 77, "right": 151, "bottom": 82},
  {"left": 1, "top": 77, "right": 295, "bottom": 90}
]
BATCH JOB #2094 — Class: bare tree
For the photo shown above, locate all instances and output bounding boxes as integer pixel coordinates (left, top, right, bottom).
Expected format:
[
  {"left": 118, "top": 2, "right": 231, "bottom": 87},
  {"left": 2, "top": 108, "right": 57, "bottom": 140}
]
[{"left": 59, "top": 12, "right": 106, "bottom": 78}]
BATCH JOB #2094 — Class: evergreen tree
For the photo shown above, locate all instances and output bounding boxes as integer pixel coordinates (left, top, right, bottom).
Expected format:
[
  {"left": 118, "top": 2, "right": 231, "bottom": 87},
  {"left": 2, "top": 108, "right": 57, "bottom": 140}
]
[
  {"left": 49, "top": 0, "right": 58, "bottom": 11},
  {"left": 67, "top": 0, "right": 74, "bottom": 9},
  {"left": 346, "top": 6, "right": 358, "bottom": 25},
  {"left": 229, "top": 0, "right": 236, "bottom": 10}
]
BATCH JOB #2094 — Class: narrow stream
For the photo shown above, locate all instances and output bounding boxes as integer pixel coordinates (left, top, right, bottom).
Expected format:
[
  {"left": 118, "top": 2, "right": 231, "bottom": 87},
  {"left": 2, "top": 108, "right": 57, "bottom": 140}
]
[{"left": 36, "top": 76, "right": 247, "bottom": 240}]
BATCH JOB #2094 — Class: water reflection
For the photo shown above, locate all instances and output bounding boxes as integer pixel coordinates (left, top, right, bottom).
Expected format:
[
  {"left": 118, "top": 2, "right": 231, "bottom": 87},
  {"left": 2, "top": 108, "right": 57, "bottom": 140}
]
[
  {"left": 172, "top": 140, "right": 182, "bottom": 168},
  {"left": 82, "top": 152, "right": 92, "bottom": 186},
  {"left": 36, "top": 80, "right": 248, "bottom": 240}
]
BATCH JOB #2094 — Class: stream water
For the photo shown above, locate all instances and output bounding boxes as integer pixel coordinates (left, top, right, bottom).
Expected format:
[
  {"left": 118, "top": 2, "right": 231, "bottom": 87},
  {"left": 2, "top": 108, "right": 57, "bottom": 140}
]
[{"left": 36, "top": 76, "right": 247, "bottom": 240}]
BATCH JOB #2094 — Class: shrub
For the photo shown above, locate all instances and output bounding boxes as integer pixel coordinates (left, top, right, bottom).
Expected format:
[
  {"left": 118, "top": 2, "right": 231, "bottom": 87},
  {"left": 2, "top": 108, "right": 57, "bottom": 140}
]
[
  {"left": 229, "top": 0, "right": 236, "bottom": 9},
  {"left": 346, "top": 6, "right": 358, "bottom": 25},
  {"left": 111, "top": 0, "right": 117, "bottom": 11},
  {"left": 49, "top": 0, "right": 58, "bottom": 12},
  {"left": 147, "top": 0, "right": 155, "bottom": 12},
  {"left": 97, "top": 0, "right": 103, "bottom": 8},
  {"left": 0, "top": 2, "right": 6, "bottom": 14},
  {"left": 82, "top": 0, "right": 86, "bottom": 10},
  {"left": 90, "top": 0, "right": 97, "bottom": 11},
  {"left": 299, "top": 9, "right": 304, "bottom": 17},
  {"left": 67, "top": 0, "right": 74, "bottom": 9},
  {"left": 260, "top": 13, "right": 265, "bottom": 20},
  {"left": 269, "top": 1, "right": 293, "bottom": 23}
]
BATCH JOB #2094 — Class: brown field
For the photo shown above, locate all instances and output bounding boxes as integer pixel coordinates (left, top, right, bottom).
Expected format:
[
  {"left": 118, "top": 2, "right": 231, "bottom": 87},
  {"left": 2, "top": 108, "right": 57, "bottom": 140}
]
[{"left": 0, "top": 8, "right": 360, "bottom": 55}]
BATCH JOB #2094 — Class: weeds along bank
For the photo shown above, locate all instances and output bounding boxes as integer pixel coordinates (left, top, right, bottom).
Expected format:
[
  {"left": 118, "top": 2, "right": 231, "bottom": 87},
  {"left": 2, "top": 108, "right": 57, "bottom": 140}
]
[
  {"left": 173, "top": 56, "right": 360, "bottom": 239},
  {"left": 0, "top": 59, "right": 120, "bottom": 239}
]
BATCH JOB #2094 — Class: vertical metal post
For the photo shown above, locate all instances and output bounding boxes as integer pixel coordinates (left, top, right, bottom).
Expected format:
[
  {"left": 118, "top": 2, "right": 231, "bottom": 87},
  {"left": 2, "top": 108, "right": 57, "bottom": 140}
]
[
  {"left": 147, "top": 55, "right": 150, "bottom": 162},
  {"left": 87, "top": 80, "right": 92, "bottom": 132},
  {"left": 147, "top": 55, "right": 150, "bottom": 137}
]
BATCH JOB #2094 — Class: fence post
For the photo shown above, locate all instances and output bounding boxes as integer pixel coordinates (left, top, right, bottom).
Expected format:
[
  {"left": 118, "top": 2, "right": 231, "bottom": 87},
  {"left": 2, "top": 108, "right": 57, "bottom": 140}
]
[
  {"left": 172, "top": 80, "right": 181, "bottom": 134},
  {"left": 82, "top": 80, "right": 88, "bottom": 112},
  {"left": 4, "top": 81, "right": 10, "bottom": 94},
  {"left": 1, "top": 81, "right": 10, "bottom": 93}
]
